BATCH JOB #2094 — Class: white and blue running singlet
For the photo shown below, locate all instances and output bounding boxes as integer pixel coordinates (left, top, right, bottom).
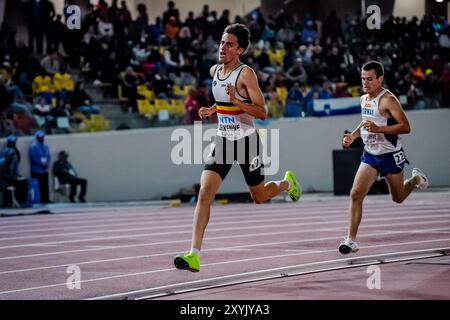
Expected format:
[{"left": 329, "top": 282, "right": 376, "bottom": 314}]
[{"left": 360, "top": 88, "right": 403, "bottom": 155}]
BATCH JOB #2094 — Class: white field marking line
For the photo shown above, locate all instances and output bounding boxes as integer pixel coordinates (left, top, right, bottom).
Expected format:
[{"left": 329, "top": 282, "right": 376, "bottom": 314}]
[
  {"left": 0, "top": 239, "right": 449, "bottom": 297},
  {"left": 0, "top": 201, "right": 446, "bottom": 230},
  {"left": 3, "top": 225, "right": 449, "bottom": 276},
  {"left": 0, "top": 206, "right": 350, "bottom": 230},
  {"left": 0, "top": 221, "right": 449, "bottom": 274},
  {"left": 0, "top": 205, "right": 442, "bottom": 238},
  {"left": 108, "top": 248, "right": 448, "bottom": 300},
  {"left": 0, "top": 199, "right": 409, "bottom": 223},
  {"left": 1, "top": 212, "right": 449, "bottom": 250},
  {"left": 0, "top": 203, "right": 349, "bottom": 225},
  {"left": 2, "top": 207, "right": 449, "bottom": 242},
  {"left": 0, "top": 208, "right": 388, "bottom": 240},
  {"left": 0, "top": 201, "right": 446, "bottom": 232},
  {"left": 0, "top": 219, "right": 449, "bottom": 262}
]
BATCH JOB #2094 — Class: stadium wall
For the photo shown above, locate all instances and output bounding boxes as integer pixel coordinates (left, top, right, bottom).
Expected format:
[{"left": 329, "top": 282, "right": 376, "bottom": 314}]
[{"left": 6, "top": 109, "right": 450, "bottom": 202}]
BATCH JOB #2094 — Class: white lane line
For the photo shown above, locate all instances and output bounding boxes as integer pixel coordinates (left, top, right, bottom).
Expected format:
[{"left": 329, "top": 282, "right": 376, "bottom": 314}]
[
  {"left": 0, "top": 203, "right": 341, "bottom": 226},
  {"left": 1, "top": 208, "right": 449, "bottom": 242},
  {"left": 0, "top": 217, "right": 448, "bottom": 262},
  {"left": 0, "top": 212, "right": 449, "bottom": 250},
  {"left": 0, "top": 202, "right": 446, "bottom": 230},
  {"left": 0, "top": 237, "right": 449, "bottom": 296},
  {"left": 1, "top": 205, "right": 439, "bottom": 236},
  {"left": 0, "top": 214, "right": 450, "bottom": 250},
  {"left": 89, "top": 246, "right": 450, "bottom": 300},
  {"left": 1, "top": 234, "right": 449, "bottom": 276}
]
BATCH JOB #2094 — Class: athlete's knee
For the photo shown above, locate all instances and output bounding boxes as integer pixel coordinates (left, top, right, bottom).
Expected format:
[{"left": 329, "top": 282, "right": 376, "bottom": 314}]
[
  {"left": 197, "top": 186, "right": 216, "bottom": 205},
  {"left": 350, "top": 188, "right": 365, "bottom": 203},
  {"left": 253, "top": 197, "right": 267, "bottom": 204},
  {"left": 391, "top": 194, "right": 404, "bottom": 204},
  {"left": 251, "top": 193, "right": 267, "bottom": 204}
]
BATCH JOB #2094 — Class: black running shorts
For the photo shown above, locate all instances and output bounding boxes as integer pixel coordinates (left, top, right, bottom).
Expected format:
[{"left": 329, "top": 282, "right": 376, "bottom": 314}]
[{"left": 204, "top": 131, "right": 264, "bottom": 186}]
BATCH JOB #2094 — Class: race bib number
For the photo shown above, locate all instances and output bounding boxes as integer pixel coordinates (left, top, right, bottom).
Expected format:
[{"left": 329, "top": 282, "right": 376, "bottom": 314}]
[{"left": 393, "top": 151, "right": 405, "bottom": 165}]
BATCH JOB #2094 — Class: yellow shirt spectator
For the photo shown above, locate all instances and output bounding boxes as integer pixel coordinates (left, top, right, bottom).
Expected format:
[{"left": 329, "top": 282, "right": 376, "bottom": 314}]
[
  {"left": 33, "top": 74, "right": 54, "bottom": 94},
  {"left": 53, "top": 72, "right": 74, "bottom": 92}
]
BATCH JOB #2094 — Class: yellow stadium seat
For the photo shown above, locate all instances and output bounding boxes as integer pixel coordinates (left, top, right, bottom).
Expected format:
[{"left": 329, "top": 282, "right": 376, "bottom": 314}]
[
  {"left": 171, "top": 99, "right": 186, "bottom": 116},
  {"left": 276, "top": 87, "right": 288, "bottom": 105},
  {"left": 137, "top": 85, "right": 155, "bottom": 100},
  {"left": 137, "top": 99, "right": 157, "bottom": 117},
  {"left": 267, "top": 99, "right": 284, "bottom": 118},
  {"left": 173, "top": 85, "right": 191, "bottom": 98},
  {"left": 154, "top": 98, "right": 170, "bottom": 112},
  {"left": 117, "top": 84, "right": 129, "bottom": 103}
]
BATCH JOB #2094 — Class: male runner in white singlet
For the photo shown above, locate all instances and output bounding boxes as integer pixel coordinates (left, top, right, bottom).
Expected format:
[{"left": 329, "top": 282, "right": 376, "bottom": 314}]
[
  {"left": 339, "top": 61, "right": 429, "bottom": 254},
  {"left": 174, "top": 24, "right": 301, "bottom": 272}
]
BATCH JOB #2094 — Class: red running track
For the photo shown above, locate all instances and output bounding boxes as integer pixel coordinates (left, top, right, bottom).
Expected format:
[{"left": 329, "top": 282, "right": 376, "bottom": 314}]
[{"left": 0, "top": 191, "right": 449, "bottom": 300}]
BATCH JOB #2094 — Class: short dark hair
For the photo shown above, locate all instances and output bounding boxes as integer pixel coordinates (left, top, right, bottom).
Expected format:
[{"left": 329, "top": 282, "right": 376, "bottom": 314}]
[
  {"left": 223, "top": 23, "right": 250, "bottom": 52},
  {"left": 362, "top": 61, "right": 384, "bottom": 78}
]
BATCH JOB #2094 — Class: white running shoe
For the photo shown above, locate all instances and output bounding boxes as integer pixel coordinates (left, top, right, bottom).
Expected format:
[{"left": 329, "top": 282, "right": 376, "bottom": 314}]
[
  {"left": 338, "top": 237, "right": 359, "bottom": 255},
  {"left": 412, "top": 168, "right": 429, "bottom": 190}
]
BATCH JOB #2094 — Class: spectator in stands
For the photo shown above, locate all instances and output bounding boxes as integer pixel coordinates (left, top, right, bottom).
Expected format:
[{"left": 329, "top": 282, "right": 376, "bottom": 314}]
[
  {"left": 40, "top": 51, "right": 61, "bottom": 75},
  {"left": 70, "top": 82, "right": 92, "bottom": 110},
  {"left": 184, "top": 89, "right": 200, "bottom": 124},
  {"left": 33, "top": 69, "right": 53, "bottom": 95},
  {"left": 119, "top": 1, "right": 132, "bottom": 26},
  {"left": 33, "top": 96, "right": 52, "bottom": 131},
  {"left": 301, "top": 19, "right": 318, "bottom": 45},
  {"left": 29, "top": 130, "right": 51, "bottom": 203},
  {"left": 164, "top": 16, "right": 180, "bottom": 42},
  {"left": 285, "top": 82, "right": 305, "bottom": 117},
  {"left": 46, "top": 14, "right": 65, "bottom": 54},
  {"left": 162, "top": 1, "right": 180, "bottom": 27},
  {"left": 135, "top": 3, "right": 149, "bottom": 34},
  {"left": 164, "top": 45, "right": 185, "bottom": 74},
  {"left": 98, "top": 15, "right": 114, "bottom": 41},
  {"left": 53, "top": 150, "right": 87, "bottom": 203},
  {"left": 53, "top": 65, "right": 74, "bottom": 102},
  {"left": 152, "top": 66, "right": 173, "bottom": 98},
  {"left": 285, "top": 58, "right": 307, "bottom": 86},
  {"left": 1, "top": 134, "right": 21, "bottom": 175},
  {"left": 24, "top": 0, "right": 55, "bottom": 55},
  {"left": 0, "top": 148, "right": 28, "bottom": 207}
]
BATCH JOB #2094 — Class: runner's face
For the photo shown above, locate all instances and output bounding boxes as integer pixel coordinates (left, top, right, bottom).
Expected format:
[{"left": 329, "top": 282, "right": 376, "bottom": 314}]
[
  {"left": 219, "top": 33, "right": 244, "bottom": 64},
  {"left": 361, "top": 69, "right": 383, "bottom": 95}
]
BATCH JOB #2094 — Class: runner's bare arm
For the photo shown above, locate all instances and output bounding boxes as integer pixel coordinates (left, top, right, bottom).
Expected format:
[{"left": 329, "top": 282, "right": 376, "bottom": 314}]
[
  {"left": 226, "top": 68, "right": 267, "bottom": 120},
  {"left": 363, "top": 95, "right": 411, "bottom": 134}
]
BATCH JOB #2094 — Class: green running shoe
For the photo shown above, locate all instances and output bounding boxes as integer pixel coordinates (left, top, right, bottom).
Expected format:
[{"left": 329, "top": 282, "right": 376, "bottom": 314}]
[
  {"left": 284, "top": 170, "right": 301, "bottom": 202},
  {"left": 174, "top": 252, "right": 200, "bottom": 272}
]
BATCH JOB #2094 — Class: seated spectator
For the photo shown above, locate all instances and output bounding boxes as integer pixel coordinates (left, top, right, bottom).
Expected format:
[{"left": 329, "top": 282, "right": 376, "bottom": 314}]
[
  {"left": 163, "top": 44, "right": 185, "bottom": 74},
  {"left": 285, "top": 58, "right": 307, "bottom": 86},
  {"left": 33, "top": 70, "right": 54, "bottom": 103},
  {"left": 98, "top": 16, "right": 114, "bottom": 40},
  {"left": 33, "top": 96, "right": 52, "bottom": 129},
  {"left": 53, "top": 66, "right": 74, "bottom": 93},
  {"left": 285, "top": 82, "right": 305, "bottom": 117},
  {"left": 131, "top": 42, "right": 151, "bottom": 66},
  {"left": 52, "top": 98, "right": 73, "bottom": 118},
  {"left": 164, "top": 16, "right": 180, "bottom": 41},
  {"left": 53, "top": 150, "right": 87, "bottom": 203},
  {"left": 305, "top": 84, "right": 331, "bottom": 116},
  {"left": 40, "top": 51, "right": 61, "bottom": 76},
  {"left": 1, "top": 134, "right": 21, "bottom": 175},
  {"left": 184, "top": 89, "right": 200, "bottom": 124},
  {"left": 0, "top": 148, "right": 28, "bottom": 207},
  {"left": 70, "top": 82, "right": 92, "bottom": 110},
  {"left": 75, "top": 101, "right": 100, "bottom": 118}
]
